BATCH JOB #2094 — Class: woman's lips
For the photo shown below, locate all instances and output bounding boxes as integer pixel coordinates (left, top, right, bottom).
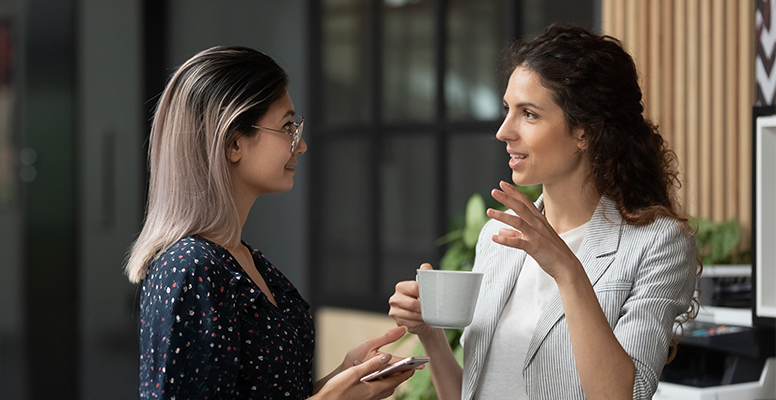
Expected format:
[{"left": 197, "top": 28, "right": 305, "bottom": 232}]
[{"left": 508, "top": 153, "right": 527, "bottom": 169}]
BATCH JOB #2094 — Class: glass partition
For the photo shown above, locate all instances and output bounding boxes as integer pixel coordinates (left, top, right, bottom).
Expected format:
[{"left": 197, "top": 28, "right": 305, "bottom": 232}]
[
  {"left": 380, "top": 134, "right": 437, "bottom": 299},
  {"left": 446, "top": 0, "right": 506, "bottom": 121},
  {"left": 383, "top": 0, "right": 435, "bottom": 122},
  {"left": 322, "top": 0, "right": 369, "bottom": 125}
]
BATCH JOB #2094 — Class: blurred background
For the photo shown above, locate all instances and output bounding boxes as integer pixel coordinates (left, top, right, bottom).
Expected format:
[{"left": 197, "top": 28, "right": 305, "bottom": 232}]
[{"left": 0, "top": 0, "right": 767, "bottom": 399}]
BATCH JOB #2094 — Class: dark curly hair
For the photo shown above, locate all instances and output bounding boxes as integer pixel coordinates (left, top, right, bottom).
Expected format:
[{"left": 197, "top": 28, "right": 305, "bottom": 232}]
[
  {"left": 503, "top": 23, "right": 700, "bottom": 363},
  {"left": 503, "top": 23, "right": 684, "bottom": 226}
]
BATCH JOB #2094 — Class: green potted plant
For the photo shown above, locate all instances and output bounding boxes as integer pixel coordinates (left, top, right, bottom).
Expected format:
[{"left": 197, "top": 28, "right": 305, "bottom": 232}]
[{"left": 691, "top": 217, "right": 749, "bottom": 265}]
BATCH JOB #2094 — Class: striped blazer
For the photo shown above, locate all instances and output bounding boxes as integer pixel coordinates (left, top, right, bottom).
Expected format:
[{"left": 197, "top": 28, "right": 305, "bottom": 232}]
[{"left": 462, "top": 196, "right": 697, "bottom": 400}]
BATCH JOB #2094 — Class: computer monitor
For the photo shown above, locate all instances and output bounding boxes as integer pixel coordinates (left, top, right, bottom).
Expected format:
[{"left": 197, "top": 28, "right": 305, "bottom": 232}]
[{"left": 753, "top": 107, "right": 776, "bottom": 329}]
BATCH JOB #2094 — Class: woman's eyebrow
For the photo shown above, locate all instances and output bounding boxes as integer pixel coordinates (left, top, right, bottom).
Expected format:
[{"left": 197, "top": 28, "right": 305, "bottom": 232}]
[
  {"left": 515, "top": 101, "right": 544, "bottom": 111},
  {"left": 503, "top": 99, "right": 545, "bottom": 111}
]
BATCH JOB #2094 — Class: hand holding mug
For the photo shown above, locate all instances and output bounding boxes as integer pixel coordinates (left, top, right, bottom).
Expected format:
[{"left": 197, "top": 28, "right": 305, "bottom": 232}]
[
  {"left": 389, "top": 263, "right": 434, "bottom": 336},
  {"left": 389, "top": 263, "right": 483, "bottom": 333}
]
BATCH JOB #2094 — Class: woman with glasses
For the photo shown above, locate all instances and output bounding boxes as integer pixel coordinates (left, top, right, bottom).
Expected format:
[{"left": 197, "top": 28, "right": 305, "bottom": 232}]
[
  {"left": 389, "top": 24, "right": 699, "bottom": 400},
  {"left": 125, "top": 46, "right": 413, "bottom": 400}
]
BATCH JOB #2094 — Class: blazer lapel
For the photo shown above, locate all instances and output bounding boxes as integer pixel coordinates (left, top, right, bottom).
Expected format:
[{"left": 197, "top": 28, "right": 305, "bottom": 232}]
[
  {"left": 463, "top": 199, "right": 538, "bottom": 397},
  {"left": 464, "top": 237, "right": 527, "bottom": 397},
  {"left": 523, "top": 197, "right": 623, "bottom": 369}
]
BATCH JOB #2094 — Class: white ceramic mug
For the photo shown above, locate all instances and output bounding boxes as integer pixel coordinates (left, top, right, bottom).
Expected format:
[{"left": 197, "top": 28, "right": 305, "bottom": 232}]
[{"left": 416, "top": 269, "right": 483, "bottom": 329}]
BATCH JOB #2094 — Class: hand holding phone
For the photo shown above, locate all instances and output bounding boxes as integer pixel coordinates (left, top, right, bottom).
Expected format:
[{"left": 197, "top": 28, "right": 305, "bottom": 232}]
[{"left": 360, "top": 356, "right": 430, "bottom": 382}]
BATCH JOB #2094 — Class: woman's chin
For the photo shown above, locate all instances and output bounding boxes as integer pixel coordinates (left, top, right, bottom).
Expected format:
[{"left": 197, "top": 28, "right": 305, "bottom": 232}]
[{"left": 510, "top": 172, "right": 534, "bottom": 187}]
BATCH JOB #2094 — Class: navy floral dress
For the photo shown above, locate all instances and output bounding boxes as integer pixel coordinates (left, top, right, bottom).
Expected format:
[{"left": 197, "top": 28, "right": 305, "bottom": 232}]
[{"left": 138, "top": 236, "right": 315, "bottom": 399}]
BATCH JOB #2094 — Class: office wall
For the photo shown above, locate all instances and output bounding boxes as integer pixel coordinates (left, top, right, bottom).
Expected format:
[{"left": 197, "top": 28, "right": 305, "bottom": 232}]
[
  {"left": 0, "top": 0, "right": 26, "bottom": 397},
  {"left": 78, "top": 0, "right": 144, "bottom": 398}
]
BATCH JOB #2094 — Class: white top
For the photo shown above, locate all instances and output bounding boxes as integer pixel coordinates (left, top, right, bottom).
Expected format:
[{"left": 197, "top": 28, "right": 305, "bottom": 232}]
[{"left": 474, "top": 222, "right": 589, "bottom": 400}]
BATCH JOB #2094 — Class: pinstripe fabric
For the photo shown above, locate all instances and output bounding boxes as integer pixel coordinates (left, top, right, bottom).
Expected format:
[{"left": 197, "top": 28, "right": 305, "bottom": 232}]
[{"left": 462, "top": 196, "right": 697, "bottom": 400}]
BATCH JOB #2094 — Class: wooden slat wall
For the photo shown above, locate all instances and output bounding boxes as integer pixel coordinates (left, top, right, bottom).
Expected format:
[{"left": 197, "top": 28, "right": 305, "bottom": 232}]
[{"left": 602, "top": 0, "right": 755, "bottom": 251}]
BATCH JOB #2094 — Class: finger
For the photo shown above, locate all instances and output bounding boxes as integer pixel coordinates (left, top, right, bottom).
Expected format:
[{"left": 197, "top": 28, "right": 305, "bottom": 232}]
[
  {"left": 486, "top": 208, "right": 528, "bottom": 232},
  {"left": 389, "top": 290, "right": 421, "bottom": 313},
  {"left": 498, "top": 180, "right": 534, "bottom": 205},
  {"left": 496, "top": 228, "right": 521, "bottom": 239},
  {"left": 394, "top": 280, "right": 420, "bottom": 297},
  {"left": 368, "top": 351, "right": 403, "bottom": 365},
  {"left": 388, "top": 304, "right": 421, "bottom": 321},
  {"left": 491, "top": 186, "right": 534, "bottom": 218},
  {"left": 363, "top": 327, "right": 406, "bottom": 351},
  {"left": 500, "top": 182, "right": 546, "bottom": 220},
  {"left": 354, "top": 353, "right": 392, "bottom": 376},
  {"left": 419, "top": 263, "right": 433, "bottom": 271},
  {"left": 375, "top": 369, "right": 414, "bottom": 391},
  {"left": 491, "top": 233, "right": 527, "bottom": 249},
  {"left": 389, "top": 313, "right": 424, "bottom": 328},
  {"left": 361, "top": 369, "right": 414, "bottom": 400},
  {"left": 494, "top": 181, "right": 542, "bottom": 214}
]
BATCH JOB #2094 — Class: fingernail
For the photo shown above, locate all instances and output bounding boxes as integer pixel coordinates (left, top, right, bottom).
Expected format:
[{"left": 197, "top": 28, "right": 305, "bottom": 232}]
[
  {"left": 353, "top": 359, "right": 362, "bottom": 366},
  {"left": 378, "top": 353, "right": 391, "bottom": 364}
]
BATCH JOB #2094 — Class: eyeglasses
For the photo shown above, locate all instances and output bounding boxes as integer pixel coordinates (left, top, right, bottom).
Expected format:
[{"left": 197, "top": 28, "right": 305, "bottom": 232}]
[{"left": 252, "top": 115, "right": 305, "bottom": 153}]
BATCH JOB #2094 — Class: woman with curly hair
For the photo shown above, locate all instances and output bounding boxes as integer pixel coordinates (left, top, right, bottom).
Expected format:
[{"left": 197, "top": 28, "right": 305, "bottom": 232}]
[{"left": 389, "top": 23, "right": 699, "bottom": 400}]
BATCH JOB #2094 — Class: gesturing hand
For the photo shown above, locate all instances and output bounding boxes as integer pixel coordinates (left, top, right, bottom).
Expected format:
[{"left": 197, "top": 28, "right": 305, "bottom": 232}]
[{"left": 486, "top": 180, "right": 582, "bottom": 282}]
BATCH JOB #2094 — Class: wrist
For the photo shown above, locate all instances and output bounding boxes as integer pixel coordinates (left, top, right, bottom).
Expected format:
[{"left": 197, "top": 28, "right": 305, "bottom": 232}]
[
  {"left": 552, "top": 260, "right": 588, "bottom": 289},
  {"left": 417, "top": 326, "right": 447, "bottom": 346}
]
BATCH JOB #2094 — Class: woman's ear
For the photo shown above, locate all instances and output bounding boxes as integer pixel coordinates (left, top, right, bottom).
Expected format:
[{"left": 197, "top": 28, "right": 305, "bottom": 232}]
[
  {"left": 228, "top": 138, "right": 242, "bottom": 163},
  {"left": 574, "top": 127, "right": 587, "bottom": 151}
]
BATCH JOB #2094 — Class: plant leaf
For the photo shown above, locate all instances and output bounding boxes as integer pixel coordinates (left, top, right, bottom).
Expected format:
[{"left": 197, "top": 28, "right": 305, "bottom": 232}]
[{"left": 463, "top": 194, "right": 487, "bottom": 248}]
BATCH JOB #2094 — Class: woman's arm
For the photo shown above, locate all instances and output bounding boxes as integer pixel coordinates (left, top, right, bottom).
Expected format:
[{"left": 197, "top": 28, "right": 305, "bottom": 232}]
[
  {"left": 487, "top": 183, "right": 635, "bottom": 399},
  {"left": 388, "top": 263, "right": 463, "bottom": 400},
  {"left": 554, "top": 265, "right": 636, "bottom": 399}
]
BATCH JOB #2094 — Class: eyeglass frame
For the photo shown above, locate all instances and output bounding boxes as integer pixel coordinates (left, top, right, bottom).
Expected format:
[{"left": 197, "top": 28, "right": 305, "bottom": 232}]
[{"left": 251, "top": 115, "right": 304, "bottom": 153}]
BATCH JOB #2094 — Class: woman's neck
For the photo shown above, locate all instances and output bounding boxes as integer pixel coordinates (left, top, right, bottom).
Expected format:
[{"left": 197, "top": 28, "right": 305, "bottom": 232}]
[{"left": 542, "top": 183, "right": 600, "bottom": 235}]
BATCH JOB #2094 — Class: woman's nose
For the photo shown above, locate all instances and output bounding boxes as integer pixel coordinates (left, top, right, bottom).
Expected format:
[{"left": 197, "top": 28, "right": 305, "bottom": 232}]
[
  {"left": 495, "top": 117, "right": 515, "bottom": 142},
  {"left": 296, "top": 137, "right": 308, "bottom": 155}
]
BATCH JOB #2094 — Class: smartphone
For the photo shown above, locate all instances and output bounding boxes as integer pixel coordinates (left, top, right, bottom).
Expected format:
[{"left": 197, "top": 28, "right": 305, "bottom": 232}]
[{"left": 360, "top": 356, "right": 430, "bottom": 382}]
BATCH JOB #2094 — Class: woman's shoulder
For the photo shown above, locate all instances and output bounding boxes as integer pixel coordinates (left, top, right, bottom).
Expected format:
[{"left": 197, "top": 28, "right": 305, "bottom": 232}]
[
  {"left": 146, "top": 236, "right": 231, "bottom": 283},
  {"left": 621, "top": 212, "right": 691, "bottom": 238},
  {"left": 157, "top": 236, "right": 226, "bottom": 263},
  {"left": 616, "top": 213, "right": 696, "bottom": 262}
]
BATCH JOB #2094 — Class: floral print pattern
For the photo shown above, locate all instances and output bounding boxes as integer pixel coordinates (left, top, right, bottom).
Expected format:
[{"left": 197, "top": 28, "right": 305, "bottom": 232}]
[{"left": 139, "top": 236, "right": 315, "bottom": 399}]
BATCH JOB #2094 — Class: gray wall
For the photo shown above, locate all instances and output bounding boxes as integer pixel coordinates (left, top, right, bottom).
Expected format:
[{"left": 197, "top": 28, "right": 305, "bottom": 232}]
[{"left": 78, "top": 0, "right": 144, "bottom": 398}]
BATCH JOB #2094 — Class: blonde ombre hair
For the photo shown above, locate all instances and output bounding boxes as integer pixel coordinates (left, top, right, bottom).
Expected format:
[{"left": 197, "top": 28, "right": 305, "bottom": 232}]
[{"left": 125, "top": 46, "right": 289, "bottom": 283}]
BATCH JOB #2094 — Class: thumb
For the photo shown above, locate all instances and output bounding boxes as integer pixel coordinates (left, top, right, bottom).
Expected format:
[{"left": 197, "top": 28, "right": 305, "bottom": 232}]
[
  {"left": 356, "top": 353, "right": 392, "bottom": 376},
  {"left": 419, "top": 263, "right": 433, "bottom": 271}
]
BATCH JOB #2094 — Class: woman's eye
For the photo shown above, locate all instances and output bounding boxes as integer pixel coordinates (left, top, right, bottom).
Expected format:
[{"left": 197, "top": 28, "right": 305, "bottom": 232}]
[{"left": 524, "top": 110, "right": 536, "bottom": 119}]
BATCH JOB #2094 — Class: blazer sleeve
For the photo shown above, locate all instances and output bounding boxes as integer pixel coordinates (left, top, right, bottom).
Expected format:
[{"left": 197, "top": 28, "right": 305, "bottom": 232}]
[{"left": 612, "top": 218, "right": 697, "bottom": 399}]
